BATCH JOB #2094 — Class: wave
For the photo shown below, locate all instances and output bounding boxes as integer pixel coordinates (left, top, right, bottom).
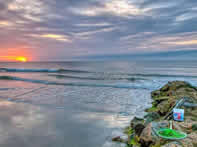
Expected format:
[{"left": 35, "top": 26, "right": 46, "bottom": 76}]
[
  {"left": 0, "top": 68, "right": 90, "bottom": 73},
  {"left": 1, "top": 68, "right": 197, "bottom": 78},
  {"left": 48, "top": 74, "right": 147, "bottom": 81},
  {"left": 0, "top": 75, "right": 150, "bottom": 90},
  {"left": 0, "top": 88, "right": 15, "bottom": 91},
  {"left": 127, "top": 73, "right": 197, "bottom": 78}
]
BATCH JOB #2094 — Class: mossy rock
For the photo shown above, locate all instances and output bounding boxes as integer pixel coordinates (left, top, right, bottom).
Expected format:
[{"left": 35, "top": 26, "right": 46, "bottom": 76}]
[
  {"left": 157, "top": 98, "right": 176, "bottom": 115},
  {"left": 124, "top": 126, "right": 133, "bottom": 135},
  {"left": 151, "top": 81, "right": 197, "bottom": 102},
  {"left": 145, "top": 106, "right": 158, "bottom": 113},
  {"left": 130, "top": 117, "right": 144, "bottom": 128},
  {"left": 192, "top": 124, "right": 197, "bottom": 131},
  {"left": 144, "top": 112, "right": 160, "bottom": 124}
]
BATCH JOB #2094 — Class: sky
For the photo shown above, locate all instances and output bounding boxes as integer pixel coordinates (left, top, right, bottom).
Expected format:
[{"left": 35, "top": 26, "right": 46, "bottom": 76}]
[{"left": 0, "top": 0, "right": 197, "bottom": 61}]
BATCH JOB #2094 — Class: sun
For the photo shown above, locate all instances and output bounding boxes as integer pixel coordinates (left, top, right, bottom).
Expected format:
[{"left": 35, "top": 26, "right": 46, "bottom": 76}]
[{"left": 15, "top": 56, "right": 27, "bottom": 62}]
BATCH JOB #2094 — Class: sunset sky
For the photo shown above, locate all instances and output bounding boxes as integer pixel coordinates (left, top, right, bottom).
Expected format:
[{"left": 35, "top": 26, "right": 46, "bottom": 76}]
[{"left": 0, "top": 0, "right": 197, "bottom": 61}]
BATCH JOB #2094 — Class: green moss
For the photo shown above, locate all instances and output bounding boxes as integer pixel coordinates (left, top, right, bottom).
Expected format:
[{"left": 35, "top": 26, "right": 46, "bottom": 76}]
[
  {"left": 124, "top": 127, "right": 133, "bottom": 135},
  {"left": 192, "top": 124, "right": 197, "bottom": 131},
  {"left": 193, "top": 143, "right": 197, "bottom": 147},
  {"left": 128, "top": 136, "right": 140, "bottom": 147},
  {"left": 146, "top": 107, "right": 158, "bottom": 113},
  {"left": 191, "top": 117, "right": 197, "bottom": 121},
  {"left": 152, "top": 101, "right": 158, "bottom": 107}
]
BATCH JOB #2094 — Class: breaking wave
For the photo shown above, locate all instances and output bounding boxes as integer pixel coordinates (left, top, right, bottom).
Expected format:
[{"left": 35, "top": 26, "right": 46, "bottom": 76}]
[
  {"left": 0, "top": 75, "right": 150, "bottom": 90},
  {"left": 48, "top": 74, "right": 147, "bottom": 81},
  {"left": 0, "top": 68, "right": 90, "bottom": 73},
  {"left": 1, "top": 68, "right": 197, "bottom": 78}
]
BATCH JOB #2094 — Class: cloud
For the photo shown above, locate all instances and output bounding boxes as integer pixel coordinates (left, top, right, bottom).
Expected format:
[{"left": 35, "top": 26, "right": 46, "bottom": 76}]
[
  {"left": 74, "top": 22, "right": 112, "bottom": 27},
  {"left": 168, "top": 40, "right": 197, "bottom": 45},
  {"left": 70, "top": 0, "right": 145, "bottom": 17},
  {"left": 28, "top": 34, "right": 72, "bottom": 42},
  {"left": 175, "top": 12, "right": 197, "bottom": 22},
  {"left": 0, "top": 21, "right": 13, "bottom": 27},
  {"left": 73, "top": 27, "right": 118, "bottom": 38},
  {"left": 7, "top": 0, "right": 47, "bottom": 15},
  {"left": 0, "top": 0, "right": 197, "bottom": 61}
]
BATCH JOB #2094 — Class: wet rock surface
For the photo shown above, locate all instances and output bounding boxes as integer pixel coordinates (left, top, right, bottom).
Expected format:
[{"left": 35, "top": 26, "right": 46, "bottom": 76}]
[{"left": 113, "top": 81, "right": 197, "bottom": 147}]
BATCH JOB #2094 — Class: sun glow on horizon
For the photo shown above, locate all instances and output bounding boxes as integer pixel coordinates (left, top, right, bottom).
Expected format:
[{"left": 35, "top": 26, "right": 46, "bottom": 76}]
[
  {"left": 0, "top": 56, "right": 30, "bottom": 62},
  {"left": 15, "top": 56, "right": 27, "bottom": 62}
]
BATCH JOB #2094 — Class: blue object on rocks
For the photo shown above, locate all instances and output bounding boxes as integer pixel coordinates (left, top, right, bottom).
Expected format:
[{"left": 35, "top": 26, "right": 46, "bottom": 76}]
[{"left": 173, "top": 108, "right": 184, "bottom": 121}]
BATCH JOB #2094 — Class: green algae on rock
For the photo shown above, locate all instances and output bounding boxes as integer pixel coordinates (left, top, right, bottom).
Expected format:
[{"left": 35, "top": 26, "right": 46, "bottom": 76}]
[
  {"left": 148, "top": 81, "right": 197, "bottom": 117},
  {"left": 114, "top": 81, "right": 197, "bottom": 147}
]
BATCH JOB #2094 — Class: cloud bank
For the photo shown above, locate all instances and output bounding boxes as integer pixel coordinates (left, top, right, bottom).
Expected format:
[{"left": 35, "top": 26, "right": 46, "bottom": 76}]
[{"left": 0, "top": 0, "right": 197, "bottom": 61}]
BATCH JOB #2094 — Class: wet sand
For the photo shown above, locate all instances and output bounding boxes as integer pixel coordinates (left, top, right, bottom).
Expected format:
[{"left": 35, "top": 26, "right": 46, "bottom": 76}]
[
  {"left": 0, "top": 99, "right": 114, "bottom": 147},
  {"left": 0, "top": 81, "right": 150, "bottom": 147}
]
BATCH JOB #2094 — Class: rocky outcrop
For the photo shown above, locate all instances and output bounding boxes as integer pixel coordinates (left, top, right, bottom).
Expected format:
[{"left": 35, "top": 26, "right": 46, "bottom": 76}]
[
  {"left": 147, "top": 81, "right": 197, "bottom": 119},
  {"left": 113, "top": 81, "right": 197, "bottom": 147}
]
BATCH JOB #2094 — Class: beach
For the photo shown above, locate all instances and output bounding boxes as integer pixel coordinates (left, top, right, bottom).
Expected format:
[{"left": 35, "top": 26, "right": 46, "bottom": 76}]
[{"left": 0, "top": 61, "right": 197, "bottom": 147}]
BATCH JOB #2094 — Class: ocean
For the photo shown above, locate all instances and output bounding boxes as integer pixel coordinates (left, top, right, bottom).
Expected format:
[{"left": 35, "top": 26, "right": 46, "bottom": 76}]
[{"left": 0, "top": 60, "right": 197, "bottom": 147}]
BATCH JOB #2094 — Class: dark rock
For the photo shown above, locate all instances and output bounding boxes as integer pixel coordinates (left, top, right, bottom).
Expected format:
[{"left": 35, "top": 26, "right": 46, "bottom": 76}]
[
  {"left": 112, "top": 136, "right": 121, "bottom": 142},
  {"left": 140, "top": 123, "right": 154, "bottom": 147},
  {"left": 130, "top": 117, "right": 144, "bottom": 128},
  {"left": 192, "top": 124, "right": 197, "bottom": 131},
  {"left": 144, "top": 112, "right": 160, "bottom": 124},
  {"left": 134, "top": 124, "right": 145, "bottom": 136},
  {"left": 112, "top": 136, "right": 126, "bottom": 143}
]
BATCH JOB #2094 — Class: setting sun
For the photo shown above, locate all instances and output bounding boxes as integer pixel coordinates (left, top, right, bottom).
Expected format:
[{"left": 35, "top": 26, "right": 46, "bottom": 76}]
[{"left": 15, "top": 57, "right": 27, "bottom": 62}]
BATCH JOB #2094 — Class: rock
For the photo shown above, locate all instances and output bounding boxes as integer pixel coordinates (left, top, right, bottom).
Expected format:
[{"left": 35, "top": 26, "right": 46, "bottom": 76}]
[
  {"left": 130, "top": 117, "right": 144, "bottom": 128},
  {"left": 161, "top": 142, "right": 182, "bottom": 147},
  {"left": 134, "top": 124, "right": 145, "bottom": 136},
  {"left": 192, "top": 124, "right": 197, "bottom": 131},
  {"left": 151, "top": 81, "right": 197, "bottom": 101},
  {"left": 183, "top": 102, "right": 197, "bottom": 108},
  {"left": 140, "top": 123, "right": 154, "bottom": 147},
  {"left": 187, "top": 132, "right": 197, "bottom": 144},
  {"left": 139, "top": 121, "right": 170, "bottom": 146},
  {"left": 112, "top": 136, "right": 127, "bottom": 143},
  {"left": 151, "top": 90, "right": 160, "bottom": 98},
  {"left": 179, "top": 138, "right": 194, "bottom": 147},
  {"left": 144, "top": 112, "right": 160, "bottom": 124},
  {"left": 158, "top": 99, "right": 176, "bottom": 115},
  {"left": 167, "top": 132, "right": 197, "bottom": 147},
  {"left": 178, "top": 120, "right": 195, "bottom": 130},
  {"left": 112, "top": 136, "right": 121, "bottom": 142},
  {"left": 118, "top": 81, "right": 197, "bottom": 147},
  {"left": 150, "top": 81, "right": 197, "bottom": 118}
]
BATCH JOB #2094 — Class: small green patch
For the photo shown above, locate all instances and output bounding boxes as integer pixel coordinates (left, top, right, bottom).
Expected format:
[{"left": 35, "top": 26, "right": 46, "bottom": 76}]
[
  {"left": 128, "top": 136, "right": 140, "bottom": 147},
  {"left": 124, "top": 127, "right": 133, "bottom": 135},
  {"left": 146, "top": 106, "right": 158, "bottom": 112}
]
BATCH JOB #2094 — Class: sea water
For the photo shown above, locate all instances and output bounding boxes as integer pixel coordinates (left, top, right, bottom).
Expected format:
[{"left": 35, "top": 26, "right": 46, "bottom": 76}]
[{"left": 0, "top": 60, "right": 197, "bottom": 147}]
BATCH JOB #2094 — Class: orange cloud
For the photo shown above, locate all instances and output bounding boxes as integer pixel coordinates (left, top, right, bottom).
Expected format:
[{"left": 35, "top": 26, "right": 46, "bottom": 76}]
[
  {"left": 0, "top": 21, "right": 13, "bottom": 27},
  {"left": 172, "top": 40, "right": 197, "bottom": 45}
]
